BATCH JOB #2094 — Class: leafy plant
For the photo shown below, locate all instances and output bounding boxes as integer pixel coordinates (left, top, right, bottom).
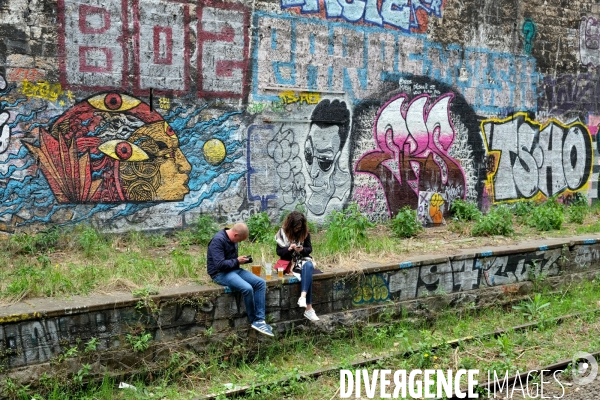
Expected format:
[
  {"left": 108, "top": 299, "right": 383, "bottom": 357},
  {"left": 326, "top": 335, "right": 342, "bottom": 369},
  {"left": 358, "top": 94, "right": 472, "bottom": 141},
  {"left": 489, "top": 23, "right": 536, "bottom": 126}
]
[
  {"left": 73, "top": 363, "right": 91, "bottom": 386},
  {"left": 77, "top": 225, "right": 106, "bottom": 258},
  {"left": 389, "top": 206, "right": 423, "bottom": 238},
  {"left": 246, "top": 211, "right": 274, "bottom": 243},
  {"left": 568, "top": 204, "right": 587, "bottom": 224},
  {"left": 84, "top": 338, "right": 99, "bottom": 354},
  {"left": 191, "top": 215, "right": 219, "bottom": 245},
  {"left": 495, "top": 334, "right": 514, "bottom": 356},
  {"left": 471, "top": 205, "right": 514, "bottom": 236},
  {"left": 512, "top": 293, "right": 551, "bottom": 321},
  {"left": 323, "top": 203, "right": 375, "bottom": 252},
  {"left": 527, "top": 197, "right": 564, "bottom": 231},
  {"left": 450, "top": 199, "right": 482, "bottom": 222},
  {"left": 126, "top": 332, "right": 153, "bottom": 353},
  {"left": 512, "top": 200, "right": 535, "bottom": 220}
]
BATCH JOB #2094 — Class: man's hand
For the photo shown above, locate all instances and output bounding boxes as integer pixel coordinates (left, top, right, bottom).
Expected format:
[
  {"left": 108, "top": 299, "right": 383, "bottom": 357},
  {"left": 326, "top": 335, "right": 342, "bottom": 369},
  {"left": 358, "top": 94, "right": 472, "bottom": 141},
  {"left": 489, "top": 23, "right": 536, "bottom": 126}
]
[{"left": 238, "top": 256, "right": 249, "bottom": 264}]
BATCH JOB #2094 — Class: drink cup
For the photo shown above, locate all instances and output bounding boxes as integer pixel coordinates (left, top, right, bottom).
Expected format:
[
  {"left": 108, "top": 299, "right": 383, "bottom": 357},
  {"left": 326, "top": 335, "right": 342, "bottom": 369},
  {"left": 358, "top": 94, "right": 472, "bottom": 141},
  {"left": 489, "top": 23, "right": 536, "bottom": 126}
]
[
  {"left": 265, "top": 263, "right": 272, "bottom": 280},
  {"left": 252, "top": 265, "right": 262, "bottom": 277},
  {"left": 277, "top": 267, "right": 284, "bottom": 278}
]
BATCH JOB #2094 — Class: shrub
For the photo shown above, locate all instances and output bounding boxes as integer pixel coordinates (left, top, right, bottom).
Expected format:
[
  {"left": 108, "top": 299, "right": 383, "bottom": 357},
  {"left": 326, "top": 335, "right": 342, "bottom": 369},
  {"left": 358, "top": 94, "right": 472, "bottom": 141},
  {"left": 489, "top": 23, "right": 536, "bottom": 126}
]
[
  {"left": 568, "top": 205, "right": 587, "bottom": 224},
  {"left": 246, "top": 211, "right": 274, "bottom": 243},
  {"left": 471, "top": 205, "right": 514, "bottom": 236},
  {"left": 528, "top": 197, "right": 564, "bottom": 231},
  {"left": 191, "top": 215, "right": 219, "bottom": 245},
  {"left": 450, "top": 199, "right": 481, "bottom": 222},
  {"left": 390, "top": 206, "right": 422, "bottom": 238},
  {"left": 513, "top": 200, "right": 535, "bottom": 221},
  {"left": 323, "top": 203, "right": 375, "bottom": 252}
]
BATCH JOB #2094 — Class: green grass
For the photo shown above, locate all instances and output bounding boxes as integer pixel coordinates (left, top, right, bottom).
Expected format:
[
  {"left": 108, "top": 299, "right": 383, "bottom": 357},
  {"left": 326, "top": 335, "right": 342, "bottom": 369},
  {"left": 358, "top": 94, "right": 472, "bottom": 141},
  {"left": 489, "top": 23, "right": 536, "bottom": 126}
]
[
  {"left": 7, "top": 277, "right": 600, "bottom": 399},
  {"left": 0, "top": 198, "right": 596, "bottom": 303}
]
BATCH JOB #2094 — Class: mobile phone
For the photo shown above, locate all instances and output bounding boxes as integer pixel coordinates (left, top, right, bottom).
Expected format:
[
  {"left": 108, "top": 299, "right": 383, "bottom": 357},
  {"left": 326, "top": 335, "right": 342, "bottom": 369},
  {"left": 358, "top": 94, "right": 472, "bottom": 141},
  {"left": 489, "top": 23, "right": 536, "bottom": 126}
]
[{"left": 246, "top": 255, "right": 253, "bottom": 263}]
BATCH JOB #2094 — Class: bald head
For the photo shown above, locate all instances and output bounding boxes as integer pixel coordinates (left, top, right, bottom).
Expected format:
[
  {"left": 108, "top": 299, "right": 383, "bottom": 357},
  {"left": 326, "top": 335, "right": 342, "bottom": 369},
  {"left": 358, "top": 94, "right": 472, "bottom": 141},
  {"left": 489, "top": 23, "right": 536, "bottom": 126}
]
[{"left": 228, "top": 223, "right": 249, "bottom": 243}]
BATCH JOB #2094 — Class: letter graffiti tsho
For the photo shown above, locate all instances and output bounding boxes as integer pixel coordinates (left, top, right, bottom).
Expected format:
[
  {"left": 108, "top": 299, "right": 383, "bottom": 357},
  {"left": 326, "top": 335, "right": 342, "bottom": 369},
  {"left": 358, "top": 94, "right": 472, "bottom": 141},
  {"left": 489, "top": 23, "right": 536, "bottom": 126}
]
[{"left": 481, "top": 113, "right": 592, "bottom": 202}]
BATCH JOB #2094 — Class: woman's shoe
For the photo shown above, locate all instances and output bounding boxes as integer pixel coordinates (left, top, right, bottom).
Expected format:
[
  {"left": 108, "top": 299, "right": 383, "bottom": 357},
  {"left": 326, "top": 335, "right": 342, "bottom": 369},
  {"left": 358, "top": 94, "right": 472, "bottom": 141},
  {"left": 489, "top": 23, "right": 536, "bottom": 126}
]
[
  {"left": 298, "top": 297, "right": 306, "bottom": 308},
  {"left": 297, "top": 296, "right": 307, "bottom": 308},
  {"left": 304, "top": 309, "right": 319, "bottom": 321}
]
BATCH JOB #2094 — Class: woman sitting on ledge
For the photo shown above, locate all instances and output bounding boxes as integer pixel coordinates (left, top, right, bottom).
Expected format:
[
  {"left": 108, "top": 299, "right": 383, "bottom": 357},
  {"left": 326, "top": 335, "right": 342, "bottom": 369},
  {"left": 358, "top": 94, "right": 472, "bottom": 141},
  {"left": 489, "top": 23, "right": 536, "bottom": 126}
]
[{"left": 275, "top": 211, "right": 319, "bottom": 321}]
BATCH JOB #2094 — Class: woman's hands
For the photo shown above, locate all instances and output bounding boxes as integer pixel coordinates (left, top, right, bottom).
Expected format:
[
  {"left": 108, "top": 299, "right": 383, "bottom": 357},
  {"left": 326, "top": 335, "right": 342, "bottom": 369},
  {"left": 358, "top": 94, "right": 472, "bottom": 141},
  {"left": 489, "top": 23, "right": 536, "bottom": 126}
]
[{"left": 288, "top": 243, "right": 303, "bottom": 252}]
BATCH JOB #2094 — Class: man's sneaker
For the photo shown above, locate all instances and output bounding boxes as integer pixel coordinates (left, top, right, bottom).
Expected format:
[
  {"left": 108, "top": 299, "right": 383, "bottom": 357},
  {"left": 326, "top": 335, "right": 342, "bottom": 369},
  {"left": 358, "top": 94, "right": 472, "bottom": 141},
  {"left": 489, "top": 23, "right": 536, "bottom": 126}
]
[
  {"left": 297, "top": 296, "right": 307, "bottom": 308},
  {"left": 304, "top": 309, "right": 319, "bottom": 321},
  {"left": 251, "top": 321, "right": 274, "bottom": 337}
]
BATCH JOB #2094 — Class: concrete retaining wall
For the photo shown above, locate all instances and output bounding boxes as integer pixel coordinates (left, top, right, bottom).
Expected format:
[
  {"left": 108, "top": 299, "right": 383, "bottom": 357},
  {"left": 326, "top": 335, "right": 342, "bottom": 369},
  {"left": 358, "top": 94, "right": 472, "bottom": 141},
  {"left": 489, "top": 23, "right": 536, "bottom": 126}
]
[{"left": 1, "top": 235, "right": 600, "bottom": 388}]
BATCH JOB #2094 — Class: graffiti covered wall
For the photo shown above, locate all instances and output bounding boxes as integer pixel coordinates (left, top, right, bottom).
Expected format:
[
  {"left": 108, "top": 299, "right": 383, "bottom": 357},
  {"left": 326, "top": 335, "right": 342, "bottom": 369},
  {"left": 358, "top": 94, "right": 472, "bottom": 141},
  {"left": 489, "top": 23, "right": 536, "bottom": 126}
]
[{"left": 0, "top": 0, "right": 598, "bottom": 232}]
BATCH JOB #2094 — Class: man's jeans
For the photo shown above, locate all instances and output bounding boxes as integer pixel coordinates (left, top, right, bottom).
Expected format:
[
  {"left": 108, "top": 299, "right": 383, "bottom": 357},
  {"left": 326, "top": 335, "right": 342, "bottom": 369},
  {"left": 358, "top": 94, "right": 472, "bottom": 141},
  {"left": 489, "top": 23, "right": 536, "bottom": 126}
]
[{"left": 213, "top": 269, "right": 266, "bottom": 324}]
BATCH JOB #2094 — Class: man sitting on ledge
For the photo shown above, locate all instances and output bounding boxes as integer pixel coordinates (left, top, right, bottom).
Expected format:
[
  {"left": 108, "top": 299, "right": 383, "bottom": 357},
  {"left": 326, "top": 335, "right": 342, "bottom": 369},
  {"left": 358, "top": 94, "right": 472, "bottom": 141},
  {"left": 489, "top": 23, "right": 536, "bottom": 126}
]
[{"left": 206, "top": 222, "right": 274, "bottom": 337}]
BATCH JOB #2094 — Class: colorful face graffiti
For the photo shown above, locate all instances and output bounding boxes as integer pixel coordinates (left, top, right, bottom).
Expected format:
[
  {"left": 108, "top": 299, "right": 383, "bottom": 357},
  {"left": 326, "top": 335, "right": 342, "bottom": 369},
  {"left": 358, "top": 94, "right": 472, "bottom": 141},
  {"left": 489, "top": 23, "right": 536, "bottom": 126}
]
[
  {"left": 24, "top": 92, "right": 191, "bottom": 203},
  {"left": 303, "top": 99, "right": 351, "bottom": 215}
]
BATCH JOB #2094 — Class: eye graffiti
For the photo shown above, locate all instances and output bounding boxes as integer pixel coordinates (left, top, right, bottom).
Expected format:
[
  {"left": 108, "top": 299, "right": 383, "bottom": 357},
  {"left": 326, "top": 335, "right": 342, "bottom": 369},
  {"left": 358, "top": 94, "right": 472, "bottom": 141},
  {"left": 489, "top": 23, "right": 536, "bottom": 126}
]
[
  {"left": 24, "top": 92, "right": 192, "bottom": 203},
  {"left": 304, "top": 137, "right": 334, "bottom": 172}
]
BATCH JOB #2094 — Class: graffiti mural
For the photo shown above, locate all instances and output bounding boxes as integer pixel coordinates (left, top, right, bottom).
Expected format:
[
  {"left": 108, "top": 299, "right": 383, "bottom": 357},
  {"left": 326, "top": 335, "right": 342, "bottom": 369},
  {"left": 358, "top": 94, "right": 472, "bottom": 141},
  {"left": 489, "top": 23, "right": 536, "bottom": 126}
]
[
  {"left": 579, "top": 16, "right": 600, "bottom": 67},
  {"left": 0, "top": 75, "right": 12, "bottom": 155},
  {"left": 250, "top": 97, "right": 352, "bottom": 220},
  {"left": 538, "top": 71, "right": 600, "bottom": 117},
  {"left": 481, "top": 113, "right": 592, "bottom": 202},
  {"left": 252, "top": 11, "right": 538, "bottom": 114},
  {"left": 58, "top": 0, "right": 250, "bottom": 98},
  {"left": 24, "top": 92, "right": 191, "bottom": 203},
  {"left": 351, "top": 77, "right": 485, "bottom": 221},
  {"left": 356, "top": 93, "right": 467, "bottom": 219},
  {"left": 352, "top": 273, "right": 390, "bottom": 306},
  {"left": 280, "top": 0, "right": 443, "bottom": 33},
  {"left": 0, "top": 71, "right": 247, "bottom": 232}
]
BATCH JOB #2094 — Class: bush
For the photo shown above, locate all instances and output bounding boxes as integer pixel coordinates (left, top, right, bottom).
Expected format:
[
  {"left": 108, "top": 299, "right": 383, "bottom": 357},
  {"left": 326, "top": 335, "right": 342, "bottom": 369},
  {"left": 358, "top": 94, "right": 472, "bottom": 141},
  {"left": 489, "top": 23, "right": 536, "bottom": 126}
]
[
  {"left": 566, "top": 193, "right": 588, "bottom": 225},
  {"left": 191, "top": 215, "right": 219, "bottom": 245},
  {"left": 450, "top": 199, "right": 481, "bottom": 222},
  {"left": 247, "top": 211, "right": 274, "bottom": 243},
  {"left": 323, "top": 203, "right": 375, "bottom": 252},
  {"left": 513, "top": 200, "right": 535, "bottom": 221},
  {"left": 390, "top": 206, "right": 422, "bottom": 238},
  {"left": 568, "top": 205, "right": 587, "bottom": 224},
  {"left": 528, "top": 197, "right": 564, "bottom": 231},
  {"left": 471, "top": 205, "right": 514, "bottom": 236}
]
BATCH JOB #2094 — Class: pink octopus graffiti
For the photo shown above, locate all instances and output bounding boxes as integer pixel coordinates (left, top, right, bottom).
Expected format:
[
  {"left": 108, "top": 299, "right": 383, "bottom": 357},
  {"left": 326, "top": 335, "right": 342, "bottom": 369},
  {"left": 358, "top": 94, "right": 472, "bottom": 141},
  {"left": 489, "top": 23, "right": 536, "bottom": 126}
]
[{"left": 355, "top": 93, "right": 466, "bottom": 218}]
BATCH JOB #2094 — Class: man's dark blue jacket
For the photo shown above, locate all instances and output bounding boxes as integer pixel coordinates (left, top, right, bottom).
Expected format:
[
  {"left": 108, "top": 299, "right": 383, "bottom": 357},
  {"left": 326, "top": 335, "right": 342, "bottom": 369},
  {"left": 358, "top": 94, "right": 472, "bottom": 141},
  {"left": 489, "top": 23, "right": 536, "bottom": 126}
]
[{"left": 207, "top": 228, "right": 240, "bottom": 279}]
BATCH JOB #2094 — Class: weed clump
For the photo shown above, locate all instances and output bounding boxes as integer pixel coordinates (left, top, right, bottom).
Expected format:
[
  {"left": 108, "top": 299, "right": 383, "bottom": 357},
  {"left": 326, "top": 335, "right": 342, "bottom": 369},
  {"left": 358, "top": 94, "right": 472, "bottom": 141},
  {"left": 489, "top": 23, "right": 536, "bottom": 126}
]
[
  {"left": 8, "top": 226, "right": 62, "bottom": 255},
  {"left": 323, "top": 203, "right": 374, "bottom": 252},
  {"left": 471, "top": 205, "right": 514, "bottom": 236},
  {"left": 527, "top": 197, "right": 564, "bottom": 231},
  {"left": 191, "top": 215, "right": 218, "bottom": 245},
  {"left": 246, "top": 211, "right": 274, "bottom": 243},
  {"left": 450, "top": 199, "right": 481, "bottom": 222},
  {"left": 389, "top": 206, "right": 422, "bottom": 238},
  {"left": 566, "top": 194, "right": 588, "bottom": 224}
]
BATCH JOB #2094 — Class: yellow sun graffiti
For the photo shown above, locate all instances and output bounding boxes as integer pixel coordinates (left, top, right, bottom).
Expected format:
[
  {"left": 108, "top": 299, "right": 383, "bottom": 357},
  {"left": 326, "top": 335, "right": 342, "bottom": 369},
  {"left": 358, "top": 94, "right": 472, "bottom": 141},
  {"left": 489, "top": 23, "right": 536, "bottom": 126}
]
[{"left": 203, "top": 139, "right": 226, "bottom": 166}]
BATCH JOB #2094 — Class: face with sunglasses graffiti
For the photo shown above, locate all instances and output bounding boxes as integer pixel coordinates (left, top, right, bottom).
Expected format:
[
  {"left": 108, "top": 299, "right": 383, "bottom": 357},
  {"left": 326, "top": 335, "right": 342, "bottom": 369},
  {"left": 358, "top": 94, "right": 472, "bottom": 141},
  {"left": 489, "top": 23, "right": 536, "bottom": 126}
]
[{"left": 303, "top": 100, "right": 351, "bottom": 216}]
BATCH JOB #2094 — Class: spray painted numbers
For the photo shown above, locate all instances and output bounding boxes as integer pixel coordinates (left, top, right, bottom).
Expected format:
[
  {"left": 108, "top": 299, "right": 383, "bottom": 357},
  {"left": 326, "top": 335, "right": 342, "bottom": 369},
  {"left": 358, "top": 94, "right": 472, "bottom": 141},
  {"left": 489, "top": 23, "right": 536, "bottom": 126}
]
[
  {"left": 59, "top": 0, "right": 249, "bottom": 98},
  {"left": 481, "top": 113, "right": 592, "bottom": 202}
]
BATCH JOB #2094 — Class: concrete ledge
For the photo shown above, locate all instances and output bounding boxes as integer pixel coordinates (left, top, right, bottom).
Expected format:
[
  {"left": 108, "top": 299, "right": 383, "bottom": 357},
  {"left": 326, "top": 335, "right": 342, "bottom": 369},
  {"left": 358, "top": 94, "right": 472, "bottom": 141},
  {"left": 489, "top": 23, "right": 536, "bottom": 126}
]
[{"left": 1, "top": 234, "right": 600, "bottom": 386}]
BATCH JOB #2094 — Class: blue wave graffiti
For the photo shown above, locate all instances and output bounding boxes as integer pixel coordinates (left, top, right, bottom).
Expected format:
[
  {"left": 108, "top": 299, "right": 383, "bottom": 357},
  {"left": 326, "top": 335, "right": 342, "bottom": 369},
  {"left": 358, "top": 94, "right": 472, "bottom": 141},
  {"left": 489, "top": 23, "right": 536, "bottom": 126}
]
[{"left": 0, "top": 101, "right": 246, "bottom": 229}]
